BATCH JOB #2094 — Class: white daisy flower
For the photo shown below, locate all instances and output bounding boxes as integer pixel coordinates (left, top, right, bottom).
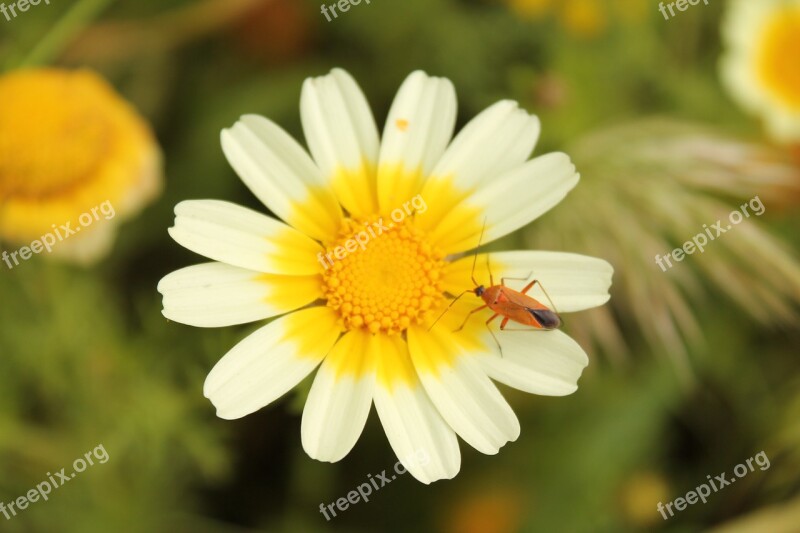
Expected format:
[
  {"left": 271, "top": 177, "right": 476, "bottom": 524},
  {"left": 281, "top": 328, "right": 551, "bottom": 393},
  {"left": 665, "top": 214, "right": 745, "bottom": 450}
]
[
  {"left": 720, "top": 0, "right": 800, "bottom": 143},
  {"left": 157, "top": 69, "right": 613, "bottom": 484}
]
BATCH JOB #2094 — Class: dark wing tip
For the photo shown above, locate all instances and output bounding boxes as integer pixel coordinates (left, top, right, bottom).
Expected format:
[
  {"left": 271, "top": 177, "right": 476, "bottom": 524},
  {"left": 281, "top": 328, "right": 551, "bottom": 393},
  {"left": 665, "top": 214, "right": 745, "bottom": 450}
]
[{"left": 528, "top": 308, "right": 561, "bottom": 329}]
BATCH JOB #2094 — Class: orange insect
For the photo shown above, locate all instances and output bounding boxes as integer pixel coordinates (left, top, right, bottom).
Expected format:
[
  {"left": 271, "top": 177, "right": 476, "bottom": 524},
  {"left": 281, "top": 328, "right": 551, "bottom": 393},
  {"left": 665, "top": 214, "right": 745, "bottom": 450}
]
[{"left": 431, "top": 223, "right": 561, "bottom": 352}]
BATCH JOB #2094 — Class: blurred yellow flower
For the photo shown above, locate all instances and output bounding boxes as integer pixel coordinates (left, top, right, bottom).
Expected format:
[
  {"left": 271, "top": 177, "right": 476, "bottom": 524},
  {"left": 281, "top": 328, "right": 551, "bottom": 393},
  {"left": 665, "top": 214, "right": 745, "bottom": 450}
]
[
  {"left": 618, "top": 471, "right": 671, "bottom": 528},
  {"left": 444, "top": 484, "right": 525, "bottom": 533},
  {"left": 504, "top": 0, "right": 646, "bottom": 38},
  {"left": 721, "top": 0, "right": 800, "bottom": 143},
  {"left": 561, "top": 0, "right": 607, "bottom": 37},
  {"left": 0, "top": 69, "right": 162, "bottom": 264}
]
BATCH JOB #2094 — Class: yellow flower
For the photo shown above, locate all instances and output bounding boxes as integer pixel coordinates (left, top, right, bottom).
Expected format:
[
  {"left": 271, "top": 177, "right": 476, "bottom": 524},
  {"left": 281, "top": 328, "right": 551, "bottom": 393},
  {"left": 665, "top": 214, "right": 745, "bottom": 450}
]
[
  {"left": 0, "top": 69, "right": 162, "bottom": 263},
  {"left": 444, "top": 484, "right": 526, "bottom": 533},
  {"left": 503, "top": 0, "right": 645, "bottom": 38},
  {"left": 561, "top": 0, "right": 608, "bottom": 38},
  {"left": 618, "top": 471, "right": 671, "bottom": 528},
  {"left": 158, "top": 69, "right": 613, "bottom": 483},
  {"left": 721, "top": 0, "right": 800, "bottom": 143}
]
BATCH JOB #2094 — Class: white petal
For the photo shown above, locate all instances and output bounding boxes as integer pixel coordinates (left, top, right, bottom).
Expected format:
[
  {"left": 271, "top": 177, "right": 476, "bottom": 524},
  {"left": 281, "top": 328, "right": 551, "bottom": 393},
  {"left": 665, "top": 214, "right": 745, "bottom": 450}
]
[
  {"left": 157, "top": 262, "right": 321, "bottom": 327},
  {"left": 302, "top": 331, "right": 376, "bottom": 463},
  {"left": 377, "top": 71, "right": 457, "bottom": 211},
  {"left": 429, "top": 100, "right": 541, "bottom": 190},
  {"left": 301, "top": 68, "right": 381, "bottom": 216},
  {"left": 431, "top": 152, "right": 579, "bottom": 253},
  {"left": 373, "top": 335, "right": 460, "bottom": 484},
  {"left": 407, "top": 327, "right": 520, "bottom": 455},
  {"left": 204, "top": 307, "right": 341, "bottom": 420},
  {"left": 168, "top": 200, "right": 322, "bottom": 275},
  {"left": 221, "top": 115, "right": 343, "bottom": 242},
  {"left": 480, "top": 330, "right": 589, "bottom": 396},
  {"left": 445, "top": 251, "right": 614, "bottom": 313}
]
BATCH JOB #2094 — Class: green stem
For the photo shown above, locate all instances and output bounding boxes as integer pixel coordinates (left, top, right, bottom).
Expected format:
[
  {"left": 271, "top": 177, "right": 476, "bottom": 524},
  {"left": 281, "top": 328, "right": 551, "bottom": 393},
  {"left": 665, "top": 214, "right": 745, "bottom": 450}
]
[{"left": 15, "top": 0, "right": 116, "bottom": 69}]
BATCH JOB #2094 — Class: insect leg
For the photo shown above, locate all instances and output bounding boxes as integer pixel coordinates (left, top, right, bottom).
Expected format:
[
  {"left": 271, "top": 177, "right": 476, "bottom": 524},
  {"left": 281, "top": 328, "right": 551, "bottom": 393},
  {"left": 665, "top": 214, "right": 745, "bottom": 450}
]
[
  {"left": 485, "top": 313, "right": 503, "bottom": 356},
  {"left": 520, "top": 278, "right": 538, "bottom": 294},
  {"left": 501, "top": 271, "right": 534, "bottom": 287},
  {"left": 532, "top": 280, "right": 561, "bottom": 316},
  {"left": 453, "top": 304, "right": 488, "bottom": 332},
  {"left": 517, "top": 278, "right": 563, "bottom": 328}
]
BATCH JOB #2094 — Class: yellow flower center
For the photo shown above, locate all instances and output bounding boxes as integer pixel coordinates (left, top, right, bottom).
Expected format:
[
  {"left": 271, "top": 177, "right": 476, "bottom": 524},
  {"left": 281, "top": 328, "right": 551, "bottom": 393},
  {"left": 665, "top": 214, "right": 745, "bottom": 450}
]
[
  {"left": 757, "top": 7, "right": 800, "bottom": 110},
  {"left": 322, "top": 216, "right": 446, "bottom": 335},
  {"left": 0, "top": 70, "right": 117, "bottom": 199}
]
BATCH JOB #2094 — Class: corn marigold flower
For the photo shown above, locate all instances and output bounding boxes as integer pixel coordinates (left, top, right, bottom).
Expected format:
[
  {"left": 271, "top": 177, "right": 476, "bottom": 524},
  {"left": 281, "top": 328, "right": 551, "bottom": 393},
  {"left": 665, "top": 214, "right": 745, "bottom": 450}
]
[
  {"left": 0, "top": 69, "right": 162, "bottom": 264},
  {"left": 158, "top": 69, "right": 613, "bottom": 483},
  {"left": 721, "top": 0, "right": 800, "bottom": 143}
]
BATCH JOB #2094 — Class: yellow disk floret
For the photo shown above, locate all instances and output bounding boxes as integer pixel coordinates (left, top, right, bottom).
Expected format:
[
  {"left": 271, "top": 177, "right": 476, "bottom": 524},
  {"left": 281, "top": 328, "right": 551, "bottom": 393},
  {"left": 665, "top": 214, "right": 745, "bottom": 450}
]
[{"left": 322, "top": 217, "right": 446, "bottom": 335}]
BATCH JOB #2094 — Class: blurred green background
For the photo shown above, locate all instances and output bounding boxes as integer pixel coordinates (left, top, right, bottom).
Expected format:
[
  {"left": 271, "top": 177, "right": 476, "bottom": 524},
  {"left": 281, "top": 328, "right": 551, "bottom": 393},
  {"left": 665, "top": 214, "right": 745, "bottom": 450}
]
[{"left": 1, "top": 0, "right": 799, "bottom": 531}]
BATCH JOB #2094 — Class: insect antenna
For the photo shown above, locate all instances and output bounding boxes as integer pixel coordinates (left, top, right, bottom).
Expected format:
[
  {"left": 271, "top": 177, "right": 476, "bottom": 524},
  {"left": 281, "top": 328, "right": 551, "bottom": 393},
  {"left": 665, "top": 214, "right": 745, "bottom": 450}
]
[
  {"left": 428, "top": 218, "right": 488, "bottom": 332},
  {"left": 428, "top": 290, "right": 472, "bottom": 332},
  {"left": 469, "top": 217, "right": 488, "bottom": 286}
]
